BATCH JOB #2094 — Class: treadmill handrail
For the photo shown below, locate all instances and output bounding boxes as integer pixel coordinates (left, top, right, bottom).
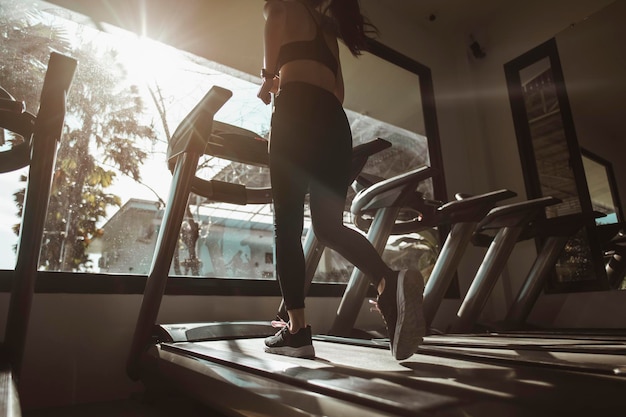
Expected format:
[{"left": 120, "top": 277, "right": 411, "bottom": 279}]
[
  {"left": 351, "top": 165, "right": 435, "bottom": 215},
  {"left": 0, "top": 98, "right": 25, "bottom": 114},
  {"left": 190, "top": 137, "right": 391, "bottom": 205},
  {"left": 475, "top": 196, "right": 561, "bottom": 231},
  {"left": 128, "top": 87, "right": 234, "bottom": 381},
  {"left": 0, "top": 111, "right": 36, "bottom": 173},
  {"left": 348, "top": 138, "right": 391, "bottom": 182},
  {"left": 0, "top": 86, "right": 34, "bottom": 173},
  {"left": 204, "top": 131, "right": 269, "bottom": 166},
  {"left": 191, "top": 179, "right": 273, "bottom": 205},
  {"left": 0, "top": 87, "right": 22, "bottom": 110},
  {"left": 167, "top": 86, "right": 234, "bottom": 160},
  {"left": 4, "top": 52, "right": 77, "bottom": 381},
  {"left": 436, "top": 189, "right": 518, "bottom": 224}
]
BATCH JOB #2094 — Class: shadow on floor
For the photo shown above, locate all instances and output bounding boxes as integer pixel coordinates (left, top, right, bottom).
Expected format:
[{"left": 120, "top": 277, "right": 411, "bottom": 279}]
[{"left": 23, "top": 394, "right": 230, "bottom": 417}]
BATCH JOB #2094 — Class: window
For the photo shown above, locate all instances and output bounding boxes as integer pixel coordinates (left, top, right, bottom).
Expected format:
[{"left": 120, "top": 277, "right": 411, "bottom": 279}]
[{"left": 0, "top": 0, "right": 444, "bottom": 290}]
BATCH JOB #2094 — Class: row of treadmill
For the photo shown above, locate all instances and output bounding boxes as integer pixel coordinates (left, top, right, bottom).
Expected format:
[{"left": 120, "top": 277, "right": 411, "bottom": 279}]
[{"left": 126, "top": 86, "right": 626, "bottom": 416}]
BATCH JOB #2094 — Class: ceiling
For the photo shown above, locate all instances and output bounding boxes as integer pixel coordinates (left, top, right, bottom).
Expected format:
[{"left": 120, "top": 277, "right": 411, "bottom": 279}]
[
  {"left": 388, "top": 0, "right": 506, "bottom": 32},
  {"left": 45, "top": 0, "right": 509, "bottom": 37}
]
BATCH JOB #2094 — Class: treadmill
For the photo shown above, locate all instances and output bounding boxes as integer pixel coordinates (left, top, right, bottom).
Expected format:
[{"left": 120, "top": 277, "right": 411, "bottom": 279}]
[
  {"left": 127, "top": 86, "right": 626, "bottom": 416},
  {"left": 420, "top": 211, "right": 626, "bottom": 370},
  {"left": 345, "top": 169, "right": 626, "bottom": 370},
  {"left": 0, "top": 53, "right": 77, "bottom": 416}
]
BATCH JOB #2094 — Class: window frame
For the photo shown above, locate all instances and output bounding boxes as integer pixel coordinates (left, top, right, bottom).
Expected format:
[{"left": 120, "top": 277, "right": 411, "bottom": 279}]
[
  {"left": 504, "top": 38, "right": 609, "bottom": 293},
  {"left": 0, "top": 36, "right": 445, "bottom": 296}
]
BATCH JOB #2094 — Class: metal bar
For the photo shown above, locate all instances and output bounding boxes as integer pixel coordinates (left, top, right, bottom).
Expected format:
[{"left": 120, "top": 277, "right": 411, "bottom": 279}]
[
  {"left": 4, "top": 52, "right": 77, "bottom": 380},
  {"left": 452, "top": 226, "right": 525, "bottom": 333},
  {"left": 127, "top": 151, "right": 200, "bottom": 380},
  {"left": 505, "top": 236, "right": 569, "bottom": 326},
  {"left": 330, "top": 206, "right": 401, "bottom": 336},
  {"left": 422, "top": 221, "right": 477, "bottom": 327}
]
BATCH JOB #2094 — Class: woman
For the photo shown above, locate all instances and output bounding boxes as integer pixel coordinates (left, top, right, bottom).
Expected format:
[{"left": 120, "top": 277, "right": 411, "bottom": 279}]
[{"left": 257, "top": 0, "right": 425, "bottom": 361}]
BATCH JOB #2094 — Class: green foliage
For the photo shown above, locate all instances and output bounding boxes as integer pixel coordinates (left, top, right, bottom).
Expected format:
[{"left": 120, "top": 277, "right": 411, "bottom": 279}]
[
  {"left": 0, "top": 0, "right": 71, "bottom": 113},
  {"left": 2, "top": 1, "right": 158, "bottom": 271}
]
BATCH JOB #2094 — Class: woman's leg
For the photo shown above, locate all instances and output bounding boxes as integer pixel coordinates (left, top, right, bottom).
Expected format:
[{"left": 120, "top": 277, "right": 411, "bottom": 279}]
[
  {"left": 308, "top": 181, "right": 395, "bottom": 289},
  {"left": 305, "top": 88, "right": 425, "bottom": 360},
  {"left": 268, "top": 84, "right": 317, "bottom": 333},
  {"left": 270, "top": 155, "right": 308, "bottom": 317},
  {"left": 306, "top": 88, "right": 394, "bottom": 289},
  {"left": 309, "top": 176, "right": 425, "bottom": 360},
  {"left": 265, "top": 153, "right": 315, "bottom": 356}
]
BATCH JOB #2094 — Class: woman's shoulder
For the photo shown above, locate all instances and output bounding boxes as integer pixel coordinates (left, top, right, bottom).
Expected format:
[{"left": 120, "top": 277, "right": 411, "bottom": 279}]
[{"left": 263, "top": 0, "right": 287, "bottom": 17}]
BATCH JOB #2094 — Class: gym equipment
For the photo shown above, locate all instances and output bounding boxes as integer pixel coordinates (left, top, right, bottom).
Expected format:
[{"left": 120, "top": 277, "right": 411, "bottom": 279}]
[
  {"left": 504, "top": 218, "right": 625, "bottom": 326},
  {"left": 420, "top": 190, "right": 517, "bottom": 328},
  {"left": 331, "top": 165, "right": 436, "bottom": 335},
  {"left": 0, "top": 88, "right": 31, "bottom": 173},
  {"left": 126, "top": 86, "right": 626, "bottom": 416},
  {"left": 343, "top": 175, "right": 569, "bottom": 334},
  {"left": 0, "top": 52, "right": 77, "bottom": 414},
  {"left": 127, "top": 85, "right": 392, "bottom": 380},
  {"left": 127, "top": 86, "right": 235, "bottom": 381},
  {"left": 605, "top": 229, "right": 626, "bottom": 289},
  {"left": 331, "top": 177, "right": 517, "bottom": 334},
  {"left": 504, "top": 213, "right": 600, "bottom": 326},
  {"left": 451, "top": 196, "right": 561, "bottom": 332}
]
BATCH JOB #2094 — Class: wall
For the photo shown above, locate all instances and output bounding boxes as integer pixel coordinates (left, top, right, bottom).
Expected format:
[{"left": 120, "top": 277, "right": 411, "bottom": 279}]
[
  {"left": 360, "top": 1, "right": 485, "bottom": 197},
  {"left": 359, "top": 0, "right": 624, "bottom": 328},
  {"left": 459, "top": 0, "right": 624, "bottom": 327},
  {"left": 356, "top": 0, "right": 624, "bottom": 328},
  {"left": 557, "top": 0, "right": 626, "bottom": 215}
]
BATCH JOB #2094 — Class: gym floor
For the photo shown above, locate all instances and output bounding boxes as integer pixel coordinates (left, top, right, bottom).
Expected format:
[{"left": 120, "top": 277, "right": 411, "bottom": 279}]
[{"left": 23, "top": 395, "right": 228, "bottom": 417}]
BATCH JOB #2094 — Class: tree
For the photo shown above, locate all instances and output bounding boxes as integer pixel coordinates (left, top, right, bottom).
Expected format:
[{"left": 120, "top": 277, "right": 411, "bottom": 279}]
[
  {"left": 0, "top": 0, "right": 72, "bottom": 122},
  {"left": 41, "top": 42, "right": 158, "bottom": 271},
  {"left": 2, "top": 1, "right": 158, "bottom": 271},
  {"left": 2, "top": 0, "right": 71, "bottom": 245}
]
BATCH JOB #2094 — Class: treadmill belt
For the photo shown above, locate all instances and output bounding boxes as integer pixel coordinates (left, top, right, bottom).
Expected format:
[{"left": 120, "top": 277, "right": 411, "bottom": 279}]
[
  {"left": 0, "top": 359, "right": 20, "bottom": 417},
  {"left": 420, "top": 334, "right": 626, "bottom": 375},
  {"left": 151, "top": 337, "right": 626, "bottom": 416}
]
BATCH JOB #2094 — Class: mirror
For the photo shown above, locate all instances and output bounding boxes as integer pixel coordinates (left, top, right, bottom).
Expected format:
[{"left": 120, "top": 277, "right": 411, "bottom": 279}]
[
  {"left": 556, "top": 0, "right": 626, "bottom": 224},
  {"left": 581, "top": 148, "right": 623, "bottom": 226},
  {"left": 505, "top": 0, "right": 626, "bottom": 292}
]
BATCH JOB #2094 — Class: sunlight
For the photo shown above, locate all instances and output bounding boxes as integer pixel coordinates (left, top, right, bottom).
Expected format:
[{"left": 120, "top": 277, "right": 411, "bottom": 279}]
[{"left": 116, "top": 34, "right": 182, "bottom": 84}]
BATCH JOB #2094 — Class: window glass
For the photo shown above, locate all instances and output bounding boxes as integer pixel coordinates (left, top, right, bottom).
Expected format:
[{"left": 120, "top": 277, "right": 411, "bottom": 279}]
[
  {"left": 0, "top": 165, "right": 26, "bottom": 270},
  {"left": 582, "top": 151, "right": 621, "bottom": 225},
  {"left": 0, "top": 0, "right": 436, "bottom": 284}
]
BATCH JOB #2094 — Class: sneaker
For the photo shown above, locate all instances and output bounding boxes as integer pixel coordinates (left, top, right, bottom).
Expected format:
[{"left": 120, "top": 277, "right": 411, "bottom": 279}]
[
  {"left": 264, "top": 325, "right": 316, "bottom": 359},
  {"left": 376, "top": 269, "right": 426, "bottom": 360}
]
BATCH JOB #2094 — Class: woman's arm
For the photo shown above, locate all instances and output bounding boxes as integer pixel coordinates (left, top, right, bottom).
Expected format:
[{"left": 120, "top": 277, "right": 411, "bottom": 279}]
[
  {"left": 258, "top": 0, "right": 285, "bottom": 104},
  {"left": 263, "top": 0, "right": 285, "bottom": 75},
  {"left": 334, "top": 58, "right": 345, "bottom": 104}
]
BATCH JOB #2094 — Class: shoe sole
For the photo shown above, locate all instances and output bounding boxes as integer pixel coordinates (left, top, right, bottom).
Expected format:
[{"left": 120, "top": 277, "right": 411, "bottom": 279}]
[
  {"left": 264, "top": 345, "right": 316, "bottom": 359},
  {"left": 392, "top": 270, "right": 426, "bottom": 360}
]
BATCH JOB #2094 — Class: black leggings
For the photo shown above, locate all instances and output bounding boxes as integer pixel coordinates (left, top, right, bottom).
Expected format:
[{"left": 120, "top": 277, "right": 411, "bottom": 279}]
[{"left": 269, "top": 82, "right": 394, "bottom": 311}]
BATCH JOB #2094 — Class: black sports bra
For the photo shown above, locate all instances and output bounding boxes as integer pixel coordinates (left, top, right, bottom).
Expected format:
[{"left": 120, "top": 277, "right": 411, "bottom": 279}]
[{"left": 275, "top": 1, "right": 339, "bottom": 76}]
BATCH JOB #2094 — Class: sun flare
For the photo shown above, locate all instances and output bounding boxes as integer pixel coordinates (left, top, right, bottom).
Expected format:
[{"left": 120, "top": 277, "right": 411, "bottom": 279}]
[{"left": 116, "top": 34, "right": 183, "bottom": 84}]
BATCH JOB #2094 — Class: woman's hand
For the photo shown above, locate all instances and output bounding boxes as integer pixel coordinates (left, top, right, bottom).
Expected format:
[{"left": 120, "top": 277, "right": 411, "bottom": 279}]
[{"left": 257, "top": 76, "right": 277, "bottom": 105}]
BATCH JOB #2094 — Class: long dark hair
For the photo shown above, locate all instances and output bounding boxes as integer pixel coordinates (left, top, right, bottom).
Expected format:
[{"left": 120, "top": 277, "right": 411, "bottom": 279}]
[{"left": 310, "top": 0, "right": 378, "bottom": 56}]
